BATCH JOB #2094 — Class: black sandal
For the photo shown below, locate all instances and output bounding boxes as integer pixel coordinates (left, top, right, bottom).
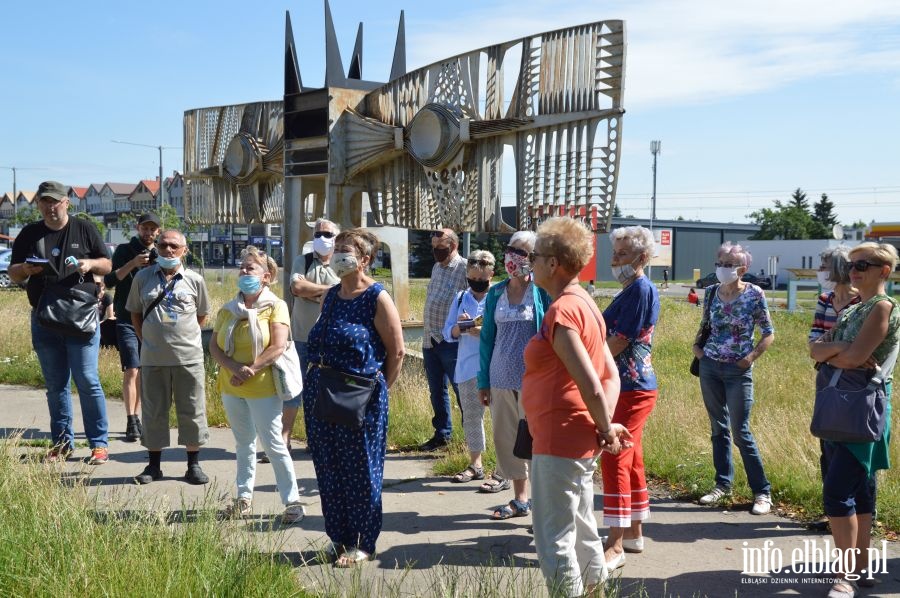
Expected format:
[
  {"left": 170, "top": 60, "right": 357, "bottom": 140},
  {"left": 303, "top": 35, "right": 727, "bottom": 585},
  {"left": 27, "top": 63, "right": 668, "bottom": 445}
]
[
  {"left": 452, "top": 465, "right": 485, "bottom": 483},
  {"left": 478, "top": 474, "right": 511, "bottom": 493}
]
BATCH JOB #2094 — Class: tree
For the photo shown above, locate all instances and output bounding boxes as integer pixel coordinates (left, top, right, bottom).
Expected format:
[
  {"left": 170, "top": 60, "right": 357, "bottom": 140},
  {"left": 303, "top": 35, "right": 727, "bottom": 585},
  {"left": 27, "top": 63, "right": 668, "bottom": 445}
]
[
  {"left": 790, "top": 187, "right": 809, "bottom": 211},
  {"left": 748, "top": 201, "right": 815, "bottom": 240},
  {"left": 612, "top": 204, "right": 622, "bottom": 218},
  {"left": 12, "top": 206, "right": 41, "bottom": 226},
  {"left": 809, "top": 192, "right": 838, "bottom": 238},
  {"left": 74, "top": 212, "right": 106, "bottom": 238}
]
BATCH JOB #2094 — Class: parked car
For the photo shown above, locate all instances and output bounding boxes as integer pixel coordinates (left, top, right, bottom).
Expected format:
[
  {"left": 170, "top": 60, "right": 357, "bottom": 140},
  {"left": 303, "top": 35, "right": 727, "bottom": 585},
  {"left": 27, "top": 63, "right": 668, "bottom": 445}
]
[
  {"left": 0, "top": 249, "right": 14, "bottom": 288},
  {"left": 696, "top": 271, "right": 772, "bottom": 290}
]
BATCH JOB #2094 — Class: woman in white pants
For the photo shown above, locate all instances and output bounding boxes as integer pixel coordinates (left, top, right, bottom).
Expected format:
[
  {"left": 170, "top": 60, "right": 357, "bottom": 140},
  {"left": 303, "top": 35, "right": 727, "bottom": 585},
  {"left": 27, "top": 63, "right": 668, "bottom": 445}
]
[{"left": 522, "top": 217, "right": 630, "bottom": 597}]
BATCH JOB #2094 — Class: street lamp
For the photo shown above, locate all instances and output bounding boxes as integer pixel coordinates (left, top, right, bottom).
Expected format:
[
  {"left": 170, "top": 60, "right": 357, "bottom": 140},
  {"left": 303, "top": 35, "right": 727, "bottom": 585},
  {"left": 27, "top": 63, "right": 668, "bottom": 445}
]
[
  {"left": 649, "top": 140, "right": 661, "bottom": 229},
  {"left": 110, "top": 140, "right": 181, "bottom": 206}
]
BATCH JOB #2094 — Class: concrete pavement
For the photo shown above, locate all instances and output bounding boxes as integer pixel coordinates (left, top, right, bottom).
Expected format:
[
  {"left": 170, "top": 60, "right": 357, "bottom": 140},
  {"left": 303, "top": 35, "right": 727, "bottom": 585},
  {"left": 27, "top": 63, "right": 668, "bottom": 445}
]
[{"left": 3, "top": 384, "right": 898, "bottom": 597}]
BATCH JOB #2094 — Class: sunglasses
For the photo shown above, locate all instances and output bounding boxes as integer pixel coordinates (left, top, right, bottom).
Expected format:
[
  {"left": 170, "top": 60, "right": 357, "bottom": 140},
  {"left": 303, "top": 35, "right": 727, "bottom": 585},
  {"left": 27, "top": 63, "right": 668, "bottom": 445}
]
[
  {"left": 431, "top": 231, "right": 446, "bottom": 239},
  {"left": 528, "top": 251, "right": 551, "bottom": 263},
  {"left": 314, "top": 231, "right": 335, "bottom": 239},
  {"left": 714, "top": 262, "right": 740, "bottom": 268},
  {"left": 467, "top": 258, "right": 493, "bottom": 268},
  {"left": 505, "top": 246, "right": 528, "bottom": 258},
  {"left": 850, "top": 260, "right": 883, "bottom": 272}
]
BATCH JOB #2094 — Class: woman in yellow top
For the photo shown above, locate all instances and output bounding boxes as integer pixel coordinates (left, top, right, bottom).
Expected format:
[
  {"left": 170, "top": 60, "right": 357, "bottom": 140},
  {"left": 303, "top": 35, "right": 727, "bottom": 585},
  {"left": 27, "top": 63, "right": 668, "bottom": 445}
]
[{"left": 209, "top": 246, "right": 305, "bottom": 523}]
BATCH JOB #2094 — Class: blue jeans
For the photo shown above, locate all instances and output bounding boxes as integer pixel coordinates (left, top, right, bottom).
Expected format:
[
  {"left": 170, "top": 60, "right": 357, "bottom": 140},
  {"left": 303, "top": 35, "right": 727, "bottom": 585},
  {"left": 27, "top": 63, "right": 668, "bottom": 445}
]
[
  {"left": 31, "top": 313, "right": 109, "bottom": 450},
  {"left": 282, "top": 341, "right": 308, "bottom": 409},
  {"left": 698, "top": 356, "right": 770, "bottom": 495},
  {"left": 423, "top": 339, "right": 460, "bottom": 440}
]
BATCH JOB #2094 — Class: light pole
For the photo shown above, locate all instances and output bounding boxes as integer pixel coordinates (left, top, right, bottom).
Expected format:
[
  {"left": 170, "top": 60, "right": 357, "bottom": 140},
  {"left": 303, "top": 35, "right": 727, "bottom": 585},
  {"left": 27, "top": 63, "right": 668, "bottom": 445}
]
[
  {"left": 110, "top": 140, "right": 181, "bottom": 207},
  {"left": 1, "top": 166, "right": 46, "bottom": 220},
  {"left": 648, "top": 140, "right": 661, "bottom": 281}
]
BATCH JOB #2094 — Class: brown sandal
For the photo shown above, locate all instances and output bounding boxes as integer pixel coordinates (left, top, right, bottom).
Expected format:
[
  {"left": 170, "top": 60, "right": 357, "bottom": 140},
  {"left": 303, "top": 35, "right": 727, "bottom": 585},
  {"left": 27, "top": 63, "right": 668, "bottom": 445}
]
[
  {"left": 478, "top": 474, "right": 511, "bottom": 493},
  {"left": 452, "top": 465, "right": 485, "bottom": 483}
]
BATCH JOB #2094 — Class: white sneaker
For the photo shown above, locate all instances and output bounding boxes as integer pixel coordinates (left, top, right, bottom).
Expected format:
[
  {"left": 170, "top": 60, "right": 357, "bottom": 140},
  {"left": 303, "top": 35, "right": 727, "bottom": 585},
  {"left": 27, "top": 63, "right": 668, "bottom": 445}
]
[
  {"left": 751, "top": 493, "right": 772, "bottom": 515},
  {"left": 699, "top": 486, "right": 730, "bottom": 505},
  {"left": 283, "top": 502, "right": 306, "bottom": 524}
]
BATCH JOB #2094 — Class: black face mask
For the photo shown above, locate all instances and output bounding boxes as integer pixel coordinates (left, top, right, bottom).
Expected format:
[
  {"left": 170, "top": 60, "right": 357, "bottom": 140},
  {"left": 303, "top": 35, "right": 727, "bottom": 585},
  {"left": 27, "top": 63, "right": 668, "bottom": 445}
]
[
  {"left": 467, "top": 278, "right": 489, "bottom": 293},
  {"left": 433, "top": 246, "right": 451, "bottom": 263}
]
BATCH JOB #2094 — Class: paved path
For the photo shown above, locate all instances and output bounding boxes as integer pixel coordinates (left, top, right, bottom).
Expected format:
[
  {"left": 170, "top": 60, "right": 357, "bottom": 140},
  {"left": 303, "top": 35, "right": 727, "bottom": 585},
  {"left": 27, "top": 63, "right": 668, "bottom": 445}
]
[{"left": 3, "top": 385, "right": 898, "bottom": 597}]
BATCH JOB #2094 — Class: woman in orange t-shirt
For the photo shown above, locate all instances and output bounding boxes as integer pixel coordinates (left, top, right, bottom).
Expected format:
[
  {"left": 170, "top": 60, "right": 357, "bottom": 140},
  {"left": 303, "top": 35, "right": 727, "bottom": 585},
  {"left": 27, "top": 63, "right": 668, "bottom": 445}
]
[{"left": 522, "top": 217, "right": 631, "bottom": 597}]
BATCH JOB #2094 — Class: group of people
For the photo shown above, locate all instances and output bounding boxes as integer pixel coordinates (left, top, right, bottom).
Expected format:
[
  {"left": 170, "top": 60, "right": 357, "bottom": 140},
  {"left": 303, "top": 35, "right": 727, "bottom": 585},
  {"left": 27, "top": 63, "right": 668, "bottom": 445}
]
[{"left": 10, "top": 180, "right": 898, "bottom": 596}]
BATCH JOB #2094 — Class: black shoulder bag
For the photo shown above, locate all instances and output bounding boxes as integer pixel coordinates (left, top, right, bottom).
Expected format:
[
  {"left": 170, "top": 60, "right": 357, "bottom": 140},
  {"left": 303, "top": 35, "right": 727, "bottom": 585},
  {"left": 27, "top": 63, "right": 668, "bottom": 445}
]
[
  {"left": 312, "top": 289, "right": 379, "bottom": 430},
  {"left": 690, "top": 284, "right": 718, "bottom": 377},
  {"left": 34, "top": 231, "right": 99, "bottom": 340}
]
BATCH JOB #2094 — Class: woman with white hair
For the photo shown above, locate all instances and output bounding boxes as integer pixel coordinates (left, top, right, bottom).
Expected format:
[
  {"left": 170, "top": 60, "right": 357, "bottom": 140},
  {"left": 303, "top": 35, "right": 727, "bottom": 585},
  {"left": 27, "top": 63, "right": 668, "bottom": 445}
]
[
  {"left": 692, "top": 242, "right": 775, "bottom": 515},
  {"left": 477, "top": 230, "right": 551, "bottom": 519},
  {"left": 600, "top": 226, "right": 661, "bottom": 568}
]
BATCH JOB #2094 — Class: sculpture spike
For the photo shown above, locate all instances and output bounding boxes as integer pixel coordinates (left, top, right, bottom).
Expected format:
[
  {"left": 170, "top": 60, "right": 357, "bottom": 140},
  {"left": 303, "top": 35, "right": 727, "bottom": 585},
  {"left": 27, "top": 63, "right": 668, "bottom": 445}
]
[
  {"left": 324, "top": 0, "right": 346, "bottom": 86},
  {"left": 389, "top": 10, "right": 406, "bottom": 81},
  {"left": 348, "top": 23, "right": 363, "bottom": 79},
  {"left": 284, "top": 11, "right": 303, "bottom": 94}
]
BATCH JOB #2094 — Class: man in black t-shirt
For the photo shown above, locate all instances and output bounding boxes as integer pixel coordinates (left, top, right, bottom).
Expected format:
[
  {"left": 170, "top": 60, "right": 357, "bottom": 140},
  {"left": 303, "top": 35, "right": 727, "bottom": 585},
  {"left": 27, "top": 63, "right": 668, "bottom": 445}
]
[
  {"left": 105, "top": 212, "right": 160, "bottom": 441},
  {"left": 10, "top": 180, "right": 113, "bottom": 464}
]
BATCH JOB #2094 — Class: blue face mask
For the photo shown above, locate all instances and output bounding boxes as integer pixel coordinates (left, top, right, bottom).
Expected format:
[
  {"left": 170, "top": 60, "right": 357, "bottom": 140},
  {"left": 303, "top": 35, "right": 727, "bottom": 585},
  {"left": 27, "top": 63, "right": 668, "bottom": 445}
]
[
  {"left": 238, "top": 275, "right": 262, "bottom": 295},
  {"left": 156, "top": 255, "right": 181, "bottom": 270}
]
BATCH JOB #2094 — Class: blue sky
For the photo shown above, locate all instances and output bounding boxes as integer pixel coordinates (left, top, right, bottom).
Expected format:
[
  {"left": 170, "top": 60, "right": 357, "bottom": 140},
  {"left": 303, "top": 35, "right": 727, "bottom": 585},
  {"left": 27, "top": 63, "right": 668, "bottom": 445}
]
[{"left": 2, "top": 0, "right": 900, "bottom": 226}]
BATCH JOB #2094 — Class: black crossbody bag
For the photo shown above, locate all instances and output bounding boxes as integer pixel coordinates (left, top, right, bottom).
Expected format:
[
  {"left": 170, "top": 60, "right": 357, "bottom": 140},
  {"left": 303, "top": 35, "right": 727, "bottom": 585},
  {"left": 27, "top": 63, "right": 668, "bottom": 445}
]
[
  {"left": 34, "top": 232, "right": 98, "bottom": 340},
  {"left": 312, "top": 290, "right": 379, "bottom": 430}
]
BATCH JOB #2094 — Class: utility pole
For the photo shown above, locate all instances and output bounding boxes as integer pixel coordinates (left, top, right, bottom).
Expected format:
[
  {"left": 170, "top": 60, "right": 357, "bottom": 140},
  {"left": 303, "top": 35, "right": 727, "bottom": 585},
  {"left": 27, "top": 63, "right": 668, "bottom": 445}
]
[
  {"left": 110, "top": 140, "right": 181, "bottom": 207},
  {"left": 1, "top": 166, "right": 46, "bottom": 220},
  {"left": 648, "top": 140, "right": 661, "bottom": 281}
]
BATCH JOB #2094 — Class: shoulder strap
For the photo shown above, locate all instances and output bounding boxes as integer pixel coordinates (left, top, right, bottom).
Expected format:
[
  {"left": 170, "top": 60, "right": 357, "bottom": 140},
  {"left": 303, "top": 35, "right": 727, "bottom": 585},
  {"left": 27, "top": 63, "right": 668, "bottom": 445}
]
[
  {"left": 457, "top": 289, "right": 466, "bottom": 309},
  {"left": 701, "top": 284, "right": 718, "bottom": 325},
  {"left": 304, "top": 252, "right": 314, "bottom": 273},
  {"left": 560, "top": 290, "right": 604, "bottom": 329},
  {"left": 142, "top": 274, "right": 179, "bottom": 322}
]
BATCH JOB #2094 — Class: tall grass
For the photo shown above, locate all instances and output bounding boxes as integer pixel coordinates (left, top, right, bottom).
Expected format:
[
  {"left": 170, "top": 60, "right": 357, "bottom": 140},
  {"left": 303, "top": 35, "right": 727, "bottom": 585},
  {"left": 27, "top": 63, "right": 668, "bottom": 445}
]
[
  {"left": 0, "top": 436, "right": 304, "bottom": 596},
  {"left": 0, "top": 278, "right": 898, "bottom": 531}
]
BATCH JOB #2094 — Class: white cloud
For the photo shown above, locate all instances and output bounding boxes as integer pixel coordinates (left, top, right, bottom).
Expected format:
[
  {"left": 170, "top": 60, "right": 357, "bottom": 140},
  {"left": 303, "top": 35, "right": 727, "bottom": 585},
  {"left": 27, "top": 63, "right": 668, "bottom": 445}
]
[{"left": 406, "top": 0, "right": 900, "bottom": 108}]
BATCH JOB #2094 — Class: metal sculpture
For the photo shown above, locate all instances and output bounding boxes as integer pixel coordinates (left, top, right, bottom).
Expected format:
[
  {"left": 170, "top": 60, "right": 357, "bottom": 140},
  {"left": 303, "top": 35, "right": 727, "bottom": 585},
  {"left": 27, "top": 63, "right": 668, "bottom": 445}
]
[{"left": 182, "top": 1, "right": 626, "bottom": 316}]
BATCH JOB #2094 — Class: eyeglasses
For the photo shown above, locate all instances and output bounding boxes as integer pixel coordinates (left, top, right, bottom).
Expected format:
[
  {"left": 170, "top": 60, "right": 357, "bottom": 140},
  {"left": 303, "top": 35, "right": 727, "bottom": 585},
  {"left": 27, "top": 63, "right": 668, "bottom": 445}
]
[
  {"left": 431, "top": 231, "right": 446, "bottom": 239},
  {"left": 505, "top": 246, "right": 528, "bottom": 258},
  {"left": 528, "top": 251, "right": 551, "bottom": 264},
  {"left": 467, "top": 258, "right": 494, "bottom": 268},
  {"left": 850, "top": 260, "right": 883, "bottom": 272},
  {"left": 314, "top": 231, "right": 335, "bottom": 239},
  {"left": 714, "top": 262, "right": 740, "bottom": 268},
  {"left": 157, "top": 242, "right": 183, "bottom": 250}
]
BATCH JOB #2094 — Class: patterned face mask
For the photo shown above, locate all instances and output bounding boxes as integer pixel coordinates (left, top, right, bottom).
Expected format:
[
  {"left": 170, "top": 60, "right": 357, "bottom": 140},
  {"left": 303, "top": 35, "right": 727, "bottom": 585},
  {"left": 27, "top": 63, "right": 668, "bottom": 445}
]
[{"left": 505, "top": 252, "right": 530, "bottom": 278}]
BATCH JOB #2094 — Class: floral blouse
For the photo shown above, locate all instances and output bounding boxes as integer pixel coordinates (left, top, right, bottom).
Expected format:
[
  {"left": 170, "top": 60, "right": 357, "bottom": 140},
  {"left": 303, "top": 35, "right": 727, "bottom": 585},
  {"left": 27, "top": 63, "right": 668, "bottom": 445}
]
[
  {"left": 603, "top": 276, "right": 659, "bottom": 391},
  {"left": 702, "top": 284, "right": 774, "bottom": 363},
  {"left": 832, "top": 294, "right": 900, "bottom": 376}
]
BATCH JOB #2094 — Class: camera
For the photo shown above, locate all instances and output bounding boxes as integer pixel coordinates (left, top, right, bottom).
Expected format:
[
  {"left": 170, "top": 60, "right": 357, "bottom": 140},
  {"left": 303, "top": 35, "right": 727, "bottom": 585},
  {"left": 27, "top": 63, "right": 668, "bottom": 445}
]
[{"left": 145, "top": 248, "right": 158, "bottom": 264}]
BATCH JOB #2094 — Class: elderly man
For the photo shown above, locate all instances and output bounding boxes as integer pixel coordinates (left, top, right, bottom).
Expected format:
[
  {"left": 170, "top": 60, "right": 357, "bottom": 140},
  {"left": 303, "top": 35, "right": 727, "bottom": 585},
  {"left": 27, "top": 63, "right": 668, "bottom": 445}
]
[
  {"left": 9, "top": 181, "right": 112, "bottom": 464},
  {"left": 105, "top": 212, "right": 161, "bottom": 442},
  {"left": 420, "top": 228, "right": 468, "bottom": 451},
  {"left": 126, "top": 229, "right": 211, "bottom": 484},
  {"left": 285, "top": 218, "right": 340, "bottom": 451}
]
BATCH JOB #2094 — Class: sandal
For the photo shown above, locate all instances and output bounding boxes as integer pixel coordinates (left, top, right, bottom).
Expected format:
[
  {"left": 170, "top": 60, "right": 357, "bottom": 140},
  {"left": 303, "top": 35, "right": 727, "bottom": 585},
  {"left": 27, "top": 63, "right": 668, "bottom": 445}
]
[
  {"left": 478, "top": 474, "right": 511, "bottom": 494},
  {"left": 334, "top": 547, "right": 371, "bottom": 568},
  {"left": 492, "top": 499, "right": 531, "bottom": 520},
  {"left": 827, "top": 579, "right": 857, "bottom": 598},
  {"left": 452, "top": 465, "right": 485, "bottom": 483}
]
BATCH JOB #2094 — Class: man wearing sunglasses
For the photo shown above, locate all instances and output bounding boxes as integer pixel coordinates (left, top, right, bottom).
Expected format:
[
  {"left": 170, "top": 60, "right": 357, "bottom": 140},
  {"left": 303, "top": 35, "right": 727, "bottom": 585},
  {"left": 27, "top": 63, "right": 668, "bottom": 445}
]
[
  {"left": 286, "top": 218, "right": 341, "bottom": 451},
  {"left": 421, "top": 228, "right": 469, "bottom": 451}
]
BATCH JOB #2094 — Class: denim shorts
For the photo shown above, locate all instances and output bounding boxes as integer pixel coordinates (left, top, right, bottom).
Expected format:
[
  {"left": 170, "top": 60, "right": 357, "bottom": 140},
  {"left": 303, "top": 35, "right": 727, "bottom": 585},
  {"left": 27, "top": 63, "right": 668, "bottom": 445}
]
[
  {"left": 282, "top": 341, "right": 308, "bottom": 409},
  {"left": 822, "top": 441, "right": 877, "bottom": 517},
  {"left": 115, "top": 320, "right": 141, "bottom": 371}
]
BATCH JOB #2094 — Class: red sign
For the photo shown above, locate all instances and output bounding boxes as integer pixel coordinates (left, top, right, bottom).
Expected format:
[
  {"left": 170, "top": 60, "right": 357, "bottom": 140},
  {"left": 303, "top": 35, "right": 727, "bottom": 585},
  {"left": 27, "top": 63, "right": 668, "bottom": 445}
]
[{"left": 660, "top": 230, "right": 671, "bottom": 245}]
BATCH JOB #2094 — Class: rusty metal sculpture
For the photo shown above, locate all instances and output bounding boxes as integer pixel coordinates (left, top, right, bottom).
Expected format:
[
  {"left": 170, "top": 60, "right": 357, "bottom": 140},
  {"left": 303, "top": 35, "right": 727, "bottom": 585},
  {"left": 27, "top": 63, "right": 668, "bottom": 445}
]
[{"left": 182, "top": 1, "right": 626, "bottom": 316}]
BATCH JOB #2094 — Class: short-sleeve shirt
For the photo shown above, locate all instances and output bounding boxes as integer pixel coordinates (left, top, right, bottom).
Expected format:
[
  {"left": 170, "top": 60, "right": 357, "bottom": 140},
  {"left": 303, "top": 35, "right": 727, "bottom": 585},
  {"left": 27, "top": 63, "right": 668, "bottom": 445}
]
[
  {"left": 522, "top": 290, "right": 607, "bottom": 460},
  {"left": 808, "top": 291, "right": 861, "bottom": 341},
  {"left": 10, "top": 217, "right": 107, "bottom": 307},
  {"left": 290, "top": 252, "right": 339, "bottom": 342},
  {"left": 126, "top": 265, "right": 209, "bottom": 366},
  {"left": 603, "top": 276, "right": 659, "bottom": 391},
  {"left": 832, "top": 295, "right": 900, "bottom": 372},
  {"left": 442, "top": 288, "right": 488, "bottom": 383},
  {"left": 423, "top": 254, "right": 468, "bottom": 348},
  {"left": 703, "top": 284, "right": 774, "bottom": 363},
  {"left": 214, "top": 300, "right": 290, "bottom": 398}
]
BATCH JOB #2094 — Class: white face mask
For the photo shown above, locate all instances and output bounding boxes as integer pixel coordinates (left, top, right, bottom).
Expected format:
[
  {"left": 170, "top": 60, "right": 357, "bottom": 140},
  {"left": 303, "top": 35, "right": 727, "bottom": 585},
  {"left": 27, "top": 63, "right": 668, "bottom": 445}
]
[
  {"left": 313, "top": 234, "right": 335, "bottom": 256},
  {"left": 817, "top": 270, "right": 836, "bottom": 291},
  {"left": 610, "top": 263, "right": 636, "bottom": 284},
  {"left": 331, "top": 252, "right": 359, "bottom": 278},
  {"left": 716, "top": 266, "right": 740, "bottom": 284}
]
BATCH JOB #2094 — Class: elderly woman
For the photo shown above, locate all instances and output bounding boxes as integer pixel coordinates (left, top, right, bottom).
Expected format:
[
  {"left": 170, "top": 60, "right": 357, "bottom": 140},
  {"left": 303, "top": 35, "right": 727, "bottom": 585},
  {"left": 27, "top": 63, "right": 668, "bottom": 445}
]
[
  {"left": 442, "top": 250, "right": 495, "bottom": 483},
  {"left": 523, "top": 216, "right": 630, "bottom": 597},
  {"left": 600, "top": 226, "right": 660, "bottom": 567},
  {"left": 303, "top": 229, "right": 405, "bottom": 567},
  {"left": 692, "top": 242, "right": 774, "bottom": 514},
  {"left": 808, "top": 246, "right": 860, "bottom": 530},
  {"left": 810, "top": 242, "right": 899, "bottom": 597},
  {"left": 209, "top": 247, "right": 305, "bottom": 523},
  {"left": 477, "top": 231, "right": 552, "bottom": 519}
]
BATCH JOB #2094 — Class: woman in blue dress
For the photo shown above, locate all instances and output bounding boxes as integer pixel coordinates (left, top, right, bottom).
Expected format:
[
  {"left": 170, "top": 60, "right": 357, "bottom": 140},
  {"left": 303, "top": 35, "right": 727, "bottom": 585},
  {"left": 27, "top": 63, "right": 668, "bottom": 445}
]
[{"left": 303, "top": 229, "right": 405, "bottom": 567}]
